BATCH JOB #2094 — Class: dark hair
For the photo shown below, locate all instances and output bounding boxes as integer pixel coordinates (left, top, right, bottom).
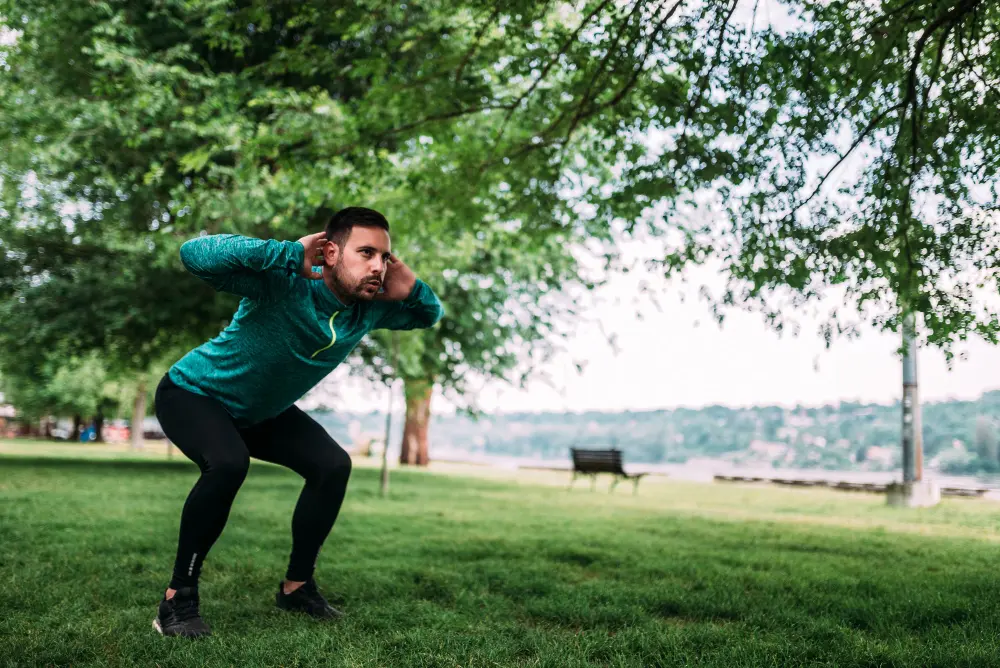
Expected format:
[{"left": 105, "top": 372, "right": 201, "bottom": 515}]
[{"left": 323, "top": 207, "right": 390, "bottom": 246}]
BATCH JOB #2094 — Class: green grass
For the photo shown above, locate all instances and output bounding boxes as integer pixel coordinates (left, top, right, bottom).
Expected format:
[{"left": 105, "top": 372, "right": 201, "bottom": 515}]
[{"left": 2, "top": 452, "right": 1000, "bottom": 667}]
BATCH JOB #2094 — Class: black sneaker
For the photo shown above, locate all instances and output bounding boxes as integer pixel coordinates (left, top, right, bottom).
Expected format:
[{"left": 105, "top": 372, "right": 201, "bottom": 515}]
[
  {"left": 275, "top": 579, "right": 343, "bottom": 619},
  {"left": 153, "top": 587, "right": 212, "bottom": 638}
]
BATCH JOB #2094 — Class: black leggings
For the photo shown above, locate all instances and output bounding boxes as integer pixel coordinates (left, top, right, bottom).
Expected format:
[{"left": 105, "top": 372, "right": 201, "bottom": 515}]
[{"left": 154, "top": 374, "right": 352, "bottom": 589}]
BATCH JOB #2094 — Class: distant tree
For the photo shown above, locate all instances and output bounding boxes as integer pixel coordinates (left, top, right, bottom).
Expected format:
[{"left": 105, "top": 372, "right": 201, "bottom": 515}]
[
  {"left": 0, "top": 232, "right": 234, "bottom": 448},
  {"left": 975, "top": 416, "right": 999, "bottom": 465},
  {"left": 0, "top": 353, "right": 124, "bottom": 440}
]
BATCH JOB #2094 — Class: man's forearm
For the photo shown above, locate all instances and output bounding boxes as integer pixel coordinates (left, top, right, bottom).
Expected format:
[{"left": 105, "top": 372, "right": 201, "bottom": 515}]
[
  {"left": 373, "top": 279, "right": 445, "bottom": 330},
  {"left": 402, "top": 280, "right": 445, "bottom": 328},
  {"left": 180, "top": 235, "right": 304, "bottom": 277},
  {"left": 180, "top": 234, "right": 304, "bottom": 297}
]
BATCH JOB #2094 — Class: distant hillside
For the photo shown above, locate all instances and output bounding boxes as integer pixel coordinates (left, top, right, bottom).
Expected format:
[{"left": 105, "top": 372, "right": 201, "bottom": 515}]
[{"left": 309, "top": 390, "right": 1000, "bottom": 474}]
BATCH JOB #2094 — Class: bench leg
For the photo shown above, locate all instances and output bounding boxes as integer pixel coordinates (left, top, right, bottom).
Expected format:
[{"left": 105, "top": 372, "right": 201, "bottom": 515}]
[
  {"left": 610, "top": 476, "right": 621, "bottom": 494},
  {"left": 590, "top": 475, "right": 597, "bottom": 491},
  {"left": 632, "top": 477, "right": 641, "bottom": 495}
]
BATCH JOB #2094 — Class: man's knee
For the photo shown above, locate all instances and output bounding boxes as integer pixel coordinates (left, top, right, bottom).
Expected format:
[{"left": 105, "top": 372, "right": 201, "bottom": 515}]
[
  {"left": 207, "top": 453, "right": 250, "bottom": 486},
  {"left": 311, "top": 447, "right": 352, "bottom": 486}
]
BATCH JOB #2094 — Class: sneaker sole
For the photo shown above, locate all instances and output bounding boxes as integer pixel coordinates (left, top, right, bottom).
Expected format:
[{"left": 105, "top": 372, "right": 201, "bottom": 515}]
[{"left": 152, "top": 618, "right": 163, "bottom": 635}]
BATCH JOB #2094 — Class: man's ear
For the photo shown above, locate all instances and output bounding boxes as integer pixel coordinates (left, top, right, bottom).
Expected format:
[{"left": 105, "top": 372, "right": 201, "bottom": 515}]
[{"left": 322, "top": 240, "right": 340, "bottom": 267}]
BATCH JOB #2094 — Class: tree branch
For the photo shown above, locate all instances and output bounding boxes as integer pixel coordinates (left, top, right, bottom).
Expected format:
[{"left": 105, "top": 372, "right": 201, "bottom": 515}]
[
  {"left": 917, "top": 23, "right": 952, "bottom": 137},
  {"left": 559, "top": 0, "right": 672, "bottom": 146},
  {"left": 386, "top": 103, "right": 515, "bottom": 136},
  {"left": 491, "top": 0, "right": 615, "bottom": 148},
  {"left": 787, "top": 101, "right": 906, "bottom": 218},
  {"left": 678, "top": 0, "right": 740, "bottom": 156},
  {"left": 453, "top": 6, "right": 503, "bottom": 85},
  {"left": 330, "top": 103, "right": 515, "bottom": 157},
  {"left": 478, "top": 137, "right": 568, "bottom": 171},
  {"left": 828, "top": 34, "right": 905, "bottom": 122},
  {"left": 956, "top": 26, "right": 1000, "bottom": 103},
  {"left": 592, "top": 0, "right": 686, "bottom": 114},
  {"left": 897, "top": 0, "right": 981, "bottom": 288},
  {"left": 493, "top": 0, "right": 679, "bottom": 174},
  {"left": 861, "top": 0, "right": 925, "bottom": 38}
]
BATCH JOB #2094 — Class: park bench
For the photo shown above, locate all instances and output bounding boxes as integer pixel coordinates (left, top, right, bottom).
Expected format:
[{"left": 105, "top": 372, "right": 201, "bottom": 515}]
[{"left": 569, "top": 448, "right": 648, "bottom": 495}]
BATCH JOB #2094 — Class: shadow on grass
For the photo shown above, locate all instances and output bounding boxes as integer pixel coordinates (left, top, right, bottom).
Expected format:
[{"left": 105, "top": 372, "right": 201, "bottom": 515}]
[
  {"left": 0, "top": 455, "right": 318, "bottom": 478},
  {"left": 0, "top": 455, "right": 199, "bottom": 474},
  {"left": 0, "top": 455, "right": 507, "bottom": 491}
]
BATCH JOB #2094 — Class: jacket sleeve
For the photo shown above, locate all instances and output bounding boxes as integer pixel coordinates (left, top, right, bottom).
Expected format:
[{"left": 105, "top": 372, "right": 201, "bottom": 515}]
[
  {"left": 370, "top": 280, "right": 445, "bottom": 331},
  {"left": 179, "top": 234, "right": 304, "bottom": 300}
]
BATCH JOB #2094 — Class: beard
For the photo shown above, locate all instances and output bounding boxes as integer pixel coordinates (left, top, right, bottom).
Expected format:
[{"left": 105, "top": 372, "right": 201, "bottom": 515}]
[{"left": 330, "top": 263, "right": 381, "bottom": 301}]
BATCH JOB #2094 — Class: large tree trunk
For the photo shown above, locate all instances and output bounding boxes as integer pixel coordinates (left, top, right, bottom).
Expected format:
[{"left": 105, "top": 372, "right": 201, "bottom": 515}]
[
  {"left": 131, "top": 377, "right": 146, "bottom": 451},
  {"left": 399, "top": 379, "right": 432, "bottom": 467},
  {"left": 93, "top": 412, "right": 105, "bottom": 443},
  {"left": 72, "top": 414, "right": 83, "bottom": 442}
]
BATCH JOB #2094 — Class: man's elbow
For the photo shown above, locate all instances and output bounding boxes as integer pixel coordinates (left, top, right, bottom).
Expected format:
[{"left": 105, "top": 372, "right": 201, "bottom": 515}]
[
  {"left": 179, "top": 238, "right": 200, "bottom": 272},
  {"left": 423, "top": 303, "right": 444, "bottom": 328}
]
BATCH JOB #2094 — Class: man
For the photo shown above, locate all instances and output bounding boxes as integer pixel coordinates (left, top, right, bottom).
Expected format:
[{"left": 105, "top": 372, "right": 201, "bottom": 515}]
[{"left": 152, "top": 207, "right": 443, "bottom": 638}]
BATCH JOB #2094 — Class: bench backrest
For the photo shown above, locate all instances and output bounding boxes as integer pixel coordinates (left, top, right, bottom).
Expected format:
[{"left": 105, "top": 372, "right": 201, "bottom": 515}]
[{"left": 570, "top": 448, "right": 625, "bottom": 474}]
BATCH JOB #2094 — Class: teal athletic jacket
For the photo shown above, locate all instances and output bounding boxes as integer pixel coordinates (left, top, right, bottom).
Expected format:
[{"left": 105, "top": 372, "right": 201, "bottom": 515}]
[{"left": 168, "top": 234, "right": 444, "bottom": 426}]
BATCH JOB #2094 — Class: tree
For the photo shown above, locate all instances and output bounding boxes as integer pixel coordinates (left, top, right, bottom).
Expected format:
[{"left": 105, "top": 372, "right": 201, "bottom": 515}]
[
  {"left": 651, "top": 0, "right": 1000, "bottom": 353},
  {"left": 0, "top": 225, "right": 237, "bottom": 447},
  {"left": 0, "top": 352, "right": 124, "bottom": 439},
  {"left": 974, "top": 415, "right": 998, "bottom": 466},
  {"left": 1, "top": 0, "right": 736, "bottom": 238},
  {"left": 1, "top": 1, "right": 751, "bottom": 464},
  {"left": 45, "top": 355, "right": 124, "bottom": 441}
]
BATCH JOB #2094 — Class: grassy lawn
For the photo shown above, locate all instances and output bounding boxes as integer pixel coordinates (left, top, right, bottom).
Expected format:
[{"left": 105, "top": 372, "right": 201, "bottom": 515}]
[{"left": 2, "top": 448, "right": 1000, "bottom": 667}]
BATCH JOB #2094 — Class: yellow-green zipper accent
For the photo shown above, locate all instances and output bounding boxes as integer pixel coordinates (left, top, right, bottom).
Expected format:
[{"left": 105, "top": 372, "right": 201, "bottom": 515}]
[{"left": 310, "top": 311, "right": 340, "bottom": 359}]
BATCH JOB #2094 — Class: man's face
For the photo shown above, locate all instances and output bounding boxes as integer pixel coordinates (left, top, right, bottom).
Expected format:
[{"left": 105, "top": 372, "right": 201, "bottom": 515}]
[{"left": 323, "top": 225, "right": 391, "bottom": 301}]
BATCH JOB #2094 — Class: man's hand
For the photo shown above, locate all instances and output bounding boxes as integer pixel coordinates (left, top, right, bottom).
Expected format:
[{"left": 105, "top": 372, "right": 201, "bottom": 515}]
[
  {"left": 296, "top": 232, "right": 328, "bottom": 280},
  {"left": 374, "top": 254, "right": 418, "bottom": 301}
]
